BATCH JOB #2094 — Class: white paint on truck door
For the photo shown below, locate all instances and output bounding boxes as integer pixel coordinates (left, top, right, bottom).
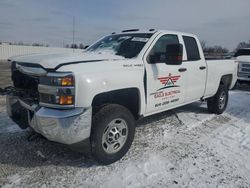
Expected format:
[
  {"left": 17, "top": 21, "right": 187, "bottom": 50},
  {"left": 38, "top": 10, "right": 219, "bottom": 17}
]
[
  {"left": 181, "top": 35, "right": 207, "bottom": 102},
  {"left": 144, "top": 34, "right": 187, "bottom": 114}
]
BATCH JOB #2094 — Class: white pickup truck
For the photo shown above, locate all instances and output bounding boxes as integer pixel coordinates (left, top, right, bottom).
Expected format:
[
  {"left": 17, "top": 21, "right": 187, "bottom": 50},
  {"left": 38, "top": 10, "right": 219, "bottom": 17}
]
[
  {"left": 234, "top": 48, "right": 250, "bottom": 83},
  {"left": 5, "top": 29, "right": 237, "bottom": 164}
]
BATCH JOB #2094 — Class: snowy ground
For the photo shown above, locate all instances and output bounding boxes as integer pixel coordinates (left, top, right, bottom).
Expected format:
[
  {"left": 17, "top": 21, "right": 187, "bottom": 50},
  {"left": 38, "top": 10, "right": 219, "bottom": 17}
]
[{"left": 0, "top": 90, "right": 250, "bottom": 187}]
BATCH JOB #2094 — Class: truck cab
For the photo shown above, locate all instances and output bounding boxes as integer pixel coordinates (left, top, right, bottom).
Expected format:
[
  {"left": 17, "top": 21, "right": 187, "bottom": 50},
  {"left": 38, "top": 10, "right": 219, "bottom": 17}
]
[{"left": 143, "top": 31, "right": 207, "bottom": 115}]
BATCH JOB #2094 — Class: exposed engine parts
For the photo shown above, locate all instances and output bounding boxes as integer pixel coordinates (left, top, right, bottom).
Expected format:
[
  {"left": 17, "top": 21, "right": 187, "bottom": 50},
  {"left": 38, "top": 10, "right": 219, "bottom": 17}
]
[
  {"left": 10, "top": 62, "right": 40, "bottom": 103},
  {"left": 0, "top": 86, "right": 15, "bottom": 96}
]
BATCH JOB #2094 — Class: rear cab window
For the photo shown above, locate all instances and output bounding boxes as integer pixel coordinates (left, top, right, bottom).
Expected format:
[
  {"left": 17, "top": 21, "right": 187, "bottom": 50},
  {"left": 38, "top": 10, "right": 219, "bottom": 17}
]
[{"left": 182, "top": 36, "right": 200, "bottom": 61}]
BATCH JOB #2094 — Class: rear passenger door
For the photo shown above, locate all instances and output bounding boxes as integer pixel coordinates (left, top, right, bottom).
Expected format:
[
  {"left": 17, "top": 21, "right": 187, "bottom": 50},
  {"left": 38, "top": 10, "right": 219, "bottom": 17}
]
[{"left": 182, "top": 35, "right": 207, "bottom": 102}]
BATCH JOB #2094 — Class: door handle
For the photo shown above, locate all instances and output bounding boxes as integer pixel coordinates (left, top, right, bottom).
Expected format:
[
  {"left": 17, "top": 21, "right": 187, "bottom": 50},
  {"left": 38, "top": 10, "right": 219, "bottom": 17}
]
[
  {"left": 178, "top": 68, "right": 187, "bottom": 72},
  {"left": 199, "top": 66, "right": 206, "bottom": 70}
]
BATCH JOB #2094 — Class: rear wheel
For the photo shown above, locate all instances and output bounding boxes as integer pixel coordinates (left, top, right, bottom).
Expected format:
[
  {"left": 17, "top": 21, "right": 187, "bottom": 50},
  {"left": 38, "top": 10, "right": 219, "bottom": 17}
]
[
  {"left": 91, "top": 104, "right": 135, "bottom": 165},
  {"left": 207, "top": 84, "right": 228, "bottom": 114}
]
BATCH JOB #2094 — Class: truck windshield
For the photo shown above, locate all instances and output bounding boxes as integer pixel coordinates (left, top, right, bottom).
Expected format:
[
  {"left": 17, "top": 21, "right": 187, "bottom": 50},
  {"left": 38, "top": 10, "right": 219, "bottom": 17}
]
[{"left": 87, "top": 33, "right": 153, "bottom": 58}]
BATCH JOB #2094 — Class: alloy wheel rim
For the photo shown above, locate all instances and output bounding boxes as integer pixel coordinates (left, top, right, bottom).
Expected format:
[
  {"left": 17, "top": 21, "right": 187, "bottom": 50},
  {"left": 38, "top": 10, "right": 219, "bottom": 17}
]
[
  {"left": 102, "top": 118, "right": 128, "bottom": 154},
  {"left": 219, "top": 91, "right": 226, "bottom": 110}
]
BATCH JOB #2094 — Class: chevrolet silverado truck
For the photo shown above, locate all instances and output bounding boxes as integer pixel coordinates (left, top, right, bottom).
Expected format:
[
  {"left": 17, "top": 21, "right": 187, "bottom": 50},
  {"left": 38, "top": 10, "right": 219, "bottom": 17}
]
[
  {"left": 3, "top": 29, "right": 237, "bottom": 164},
  {"left": 234, "top": 48, "right": 250, "bottom": 84}
]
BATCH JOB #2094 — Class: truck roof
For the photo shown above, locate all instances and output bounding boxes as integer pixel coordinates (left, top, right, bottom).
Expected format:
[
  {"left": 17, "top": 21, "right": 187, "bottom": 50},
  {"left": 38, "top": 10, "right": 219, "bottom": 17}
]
[{"left": 112, "top": 29, "right": 197, "bottom": 38}]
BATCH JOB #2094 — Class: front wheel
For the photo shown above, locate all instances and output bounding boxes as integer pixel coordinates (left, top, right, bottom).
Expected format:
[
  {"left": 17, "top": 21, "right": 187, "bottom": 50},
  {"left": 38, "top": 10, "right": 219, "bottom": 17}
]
[
  {"left": 91, "top": 104, "right": 135, "bottom": 165},
  {"left": 207, "top": 84, "right": 229, "bottom": 114}
]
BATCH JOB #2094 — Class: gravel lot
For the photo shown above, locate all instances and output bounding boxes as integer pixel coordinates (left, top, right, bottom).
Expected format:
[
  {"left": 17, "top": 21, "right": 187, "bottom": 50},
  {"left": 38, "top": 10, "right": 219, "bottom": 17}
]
[{"left": 0, "top": 61, "right": 250, "bottom": 187}]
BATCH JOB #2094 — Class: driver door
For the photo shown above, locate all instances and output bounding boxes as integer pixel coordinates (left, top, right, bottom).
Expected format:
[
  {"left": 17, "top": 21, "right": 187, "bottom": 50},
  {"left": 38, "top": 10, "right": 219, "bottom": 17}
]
[{"left": 144, "top": 34, "right": 187, "bottom": 115}]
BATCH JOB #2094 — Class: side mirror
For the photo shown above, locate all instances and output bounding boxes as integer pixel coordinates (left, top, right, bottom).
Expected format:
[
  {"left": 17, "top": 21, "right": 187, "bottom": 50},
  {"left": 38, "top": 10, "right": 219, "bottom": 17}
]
[{"left": 165, "top": 44, "right": 183, "bottom": 65}]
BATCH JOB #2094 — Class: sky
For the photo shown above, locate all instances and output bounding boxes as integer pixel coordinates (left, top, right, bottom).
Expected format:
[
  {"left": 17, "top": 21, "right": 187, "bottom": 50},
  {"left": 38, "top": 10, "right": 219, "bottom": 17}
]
[{"left": 0, "top": 0, "right": 249, "bottom": 51}]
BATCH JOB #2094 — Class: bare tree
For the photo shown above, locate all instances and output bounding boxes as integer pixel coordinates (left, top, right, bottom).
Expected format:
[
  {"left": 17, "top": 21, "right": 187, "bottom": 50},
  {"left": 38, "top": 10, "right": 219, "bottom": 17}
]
[
  {"left": 200, "top": 40, "right": 206, "bottom": 50},
  {"left": 18, "top": 41, "right": 24, "bottom": 46},
  {"left": 32, "top": 43, "right": 45, "bottom": 47},
  {"left": 79, "top": 43, "right": 85, "bottom": 49},
  {"left": 70, "top": 43, "right": 78, "bottom": 49},
  {"left": 203, "top": 44, "right": 229, "bottom": 59},
  {"left": 204, "top": 45, "right": 228, "bottom": 53},
  {"left": 235, "top": 40, "right": 250, "bottom": 51}
]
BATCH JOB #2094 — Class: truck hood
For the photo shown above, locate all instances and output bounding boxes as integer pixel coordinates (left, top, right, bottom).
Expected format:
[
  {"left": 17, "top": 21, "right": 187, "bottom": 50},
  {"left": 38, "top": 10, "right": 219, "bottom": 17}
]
[{"left": 9, "top": 52, "right": 125, "bottom": 69}]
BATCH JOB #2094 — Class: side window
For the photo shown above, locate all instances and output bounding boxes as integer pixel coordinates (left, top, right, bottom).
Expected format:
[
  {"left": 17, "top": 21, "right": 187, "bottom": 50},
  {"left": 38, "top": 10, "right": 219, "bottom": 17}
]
[
  {"left": 148, "top": 34, "right": 179, "bottom": 63},
  {"left": 183, "top": 36, "right": 200, "bottom": 61}
]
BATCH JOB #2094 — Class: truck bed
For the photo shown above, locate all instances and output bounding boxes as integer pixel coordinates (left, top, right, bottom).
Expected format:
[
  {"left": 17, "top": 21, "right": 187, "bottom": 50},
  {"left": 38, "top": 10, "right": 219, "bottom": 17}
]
[{"left": 204, "top": 59, "right": 237, "bottom": 97}]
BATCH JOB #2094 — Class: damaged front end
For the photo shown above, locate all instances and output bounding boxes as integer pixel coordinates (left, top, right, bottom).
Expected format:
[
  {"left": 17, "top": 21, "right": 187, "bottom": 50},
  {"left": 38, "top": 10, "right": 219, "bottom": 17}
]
[
  {"left": 3, "top": 62, "right": 41, "bottom": 129},
  {"left": 1, "top": 87, "right": 33, "bottom": 129},
  {"left": 2, "top": 61, "right": 92, "bottom": 145}
]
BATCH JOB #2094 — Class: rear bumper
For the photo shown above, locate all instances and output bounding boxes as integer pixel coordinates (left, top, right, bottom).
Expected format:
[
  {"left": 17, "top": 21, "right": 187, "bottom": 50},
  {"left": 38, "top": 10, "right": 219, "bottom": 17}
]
[{"left": 6, "top": 95, "right": 92, "bottom": 145}]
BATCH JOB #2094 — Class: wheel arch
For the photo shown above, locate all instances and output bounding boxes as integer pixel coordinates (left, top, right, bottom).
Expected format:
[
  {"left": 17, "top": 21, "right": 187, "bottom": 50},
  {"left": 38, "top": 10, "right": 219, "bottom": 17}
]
[
  {"left": 91, "top": 88, "right": 141, "bottom": 120},
  {"left": 220, "top": 74, "right": 233, "bottom": 89}
]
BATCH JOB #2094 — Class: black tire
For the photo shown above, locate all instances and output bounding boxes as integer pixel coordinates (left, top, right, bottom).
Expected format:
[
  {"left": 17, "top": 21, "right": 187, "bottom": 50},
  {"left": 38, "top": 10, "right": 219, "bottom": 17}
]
[
  {"left": 91, "top": 104, "right": 135, "bottom": 165},
  {"left": 207, "top": 84, "right": 229, "bottom": 114}
]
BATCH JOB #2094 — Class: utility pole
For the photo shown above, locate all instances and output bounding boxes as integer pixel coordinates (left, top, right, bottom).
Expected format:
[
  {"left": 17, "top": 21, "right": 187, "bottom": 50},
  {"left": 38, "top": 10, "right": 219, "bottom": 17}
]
[{"left": 73, "top": 16, "right": 75, "bottom": 51}]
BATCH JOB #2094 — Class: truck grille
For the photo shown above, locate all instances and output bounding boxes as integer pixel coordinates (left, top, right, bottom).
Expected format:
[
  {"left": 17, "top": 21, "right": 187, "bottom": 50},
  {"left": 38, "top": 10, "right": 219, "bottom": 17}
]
[
  {"left": 11, "top": 62, "right": 40, "bottom": 104},
  {"left": 239, "top": 62, "right": 250, "bottom": 73},
  {"left": 242, "top": 64, "right": 250, "bottom": 68},
  {"left": 242, "top": 68, "right": 250, "bottom": 72}
]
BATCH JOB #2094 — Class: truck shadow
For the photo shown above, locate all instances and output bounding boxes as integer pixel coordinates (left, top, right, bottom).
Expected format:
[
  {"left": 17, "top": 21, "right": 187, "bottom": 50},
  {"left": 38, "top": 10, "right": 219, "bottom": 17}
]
[
  {"left": 0, "top": 130, "right": 97, "bottom": 168},
  {"left": 234, "top": 83, "right": 250, "bottom": 92},
  {"left": 137, "top": 101, "right": 209, "bottom": 127}
]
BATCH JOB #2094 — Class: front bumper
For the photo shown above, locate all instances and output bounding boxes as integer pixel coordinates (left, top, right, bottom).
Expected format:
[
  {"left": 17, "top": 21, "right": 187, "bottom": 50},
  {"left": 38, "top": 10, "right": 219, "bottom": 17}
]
[
  {"left": 238, "top": 77, "right": 250, "bottom": 82},
  {"left": 238, "top": 73, "right": 250, "bottom": 82},
  {"left": 6, "top": 95, "right": 92, "bottom": 145}
]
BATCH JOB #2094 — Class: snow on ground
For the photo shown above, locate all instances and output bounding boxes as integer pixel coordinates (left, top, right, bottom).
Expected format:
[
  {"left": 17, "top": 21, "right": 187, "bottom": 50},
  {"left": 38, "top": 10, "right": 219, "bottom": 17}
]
[
  {"left": 0, "top": 90, "right": 250, "bottom": 187},
  {"left": 0, "top": 98, "right": 21, "bottom": 134}
]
